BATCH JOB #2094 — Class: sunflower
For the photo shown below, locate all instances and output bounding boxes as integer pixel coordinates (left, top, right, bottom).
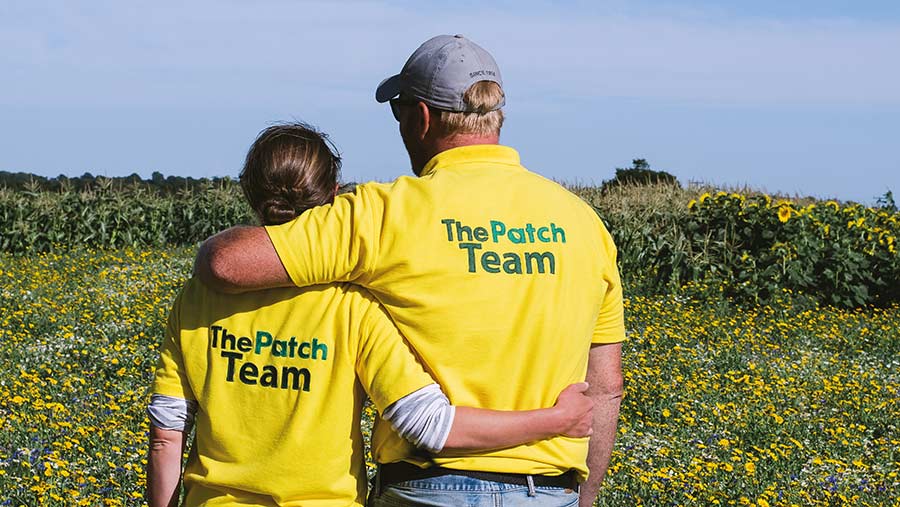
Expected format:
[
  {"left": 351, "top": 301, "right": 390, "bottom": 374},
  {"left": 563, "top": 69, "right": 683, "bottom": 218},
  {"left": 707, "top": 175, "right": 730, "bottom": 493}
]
[{"left": 778, "top": 206, "right": 791, "bottom": 223}]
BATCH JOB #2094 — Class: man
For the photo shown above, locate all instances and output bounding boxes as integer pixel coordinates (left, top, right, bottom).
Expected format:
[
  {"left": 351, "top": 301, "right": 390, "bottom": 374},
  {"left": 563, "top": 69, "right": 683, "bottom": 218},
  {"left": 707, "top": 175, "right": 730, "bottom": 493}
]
[
  {"left": 196, "top": 35, "right": 624, "bottom": 507},
  {"left": 147, "top": 123, "right": 596, "bottom": 507}
]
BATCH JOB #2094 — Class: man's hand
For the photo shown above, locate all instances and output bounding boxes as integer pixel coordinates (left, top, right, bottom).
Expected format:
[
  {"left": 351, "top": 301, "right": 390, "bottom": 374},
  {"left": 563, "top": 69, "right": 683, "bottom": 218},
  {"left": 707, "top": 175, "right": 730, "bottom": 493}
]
[
  {"left": 550, "top": 382, "right": 594, "bottom": 438},
  {"left": 194, "top": 226, "right": 292, "bottom": 293}
]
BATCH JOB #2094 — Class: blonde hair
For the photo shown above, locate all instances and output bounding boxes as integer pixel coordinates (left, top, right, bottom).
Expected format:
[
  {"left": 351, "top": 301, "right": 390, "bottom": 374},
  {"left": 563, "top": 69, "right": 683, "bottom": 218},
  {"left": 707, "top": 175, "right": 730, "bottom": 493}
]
[{"left": 435, "top": 81, "right": 505, "bottom": 136}]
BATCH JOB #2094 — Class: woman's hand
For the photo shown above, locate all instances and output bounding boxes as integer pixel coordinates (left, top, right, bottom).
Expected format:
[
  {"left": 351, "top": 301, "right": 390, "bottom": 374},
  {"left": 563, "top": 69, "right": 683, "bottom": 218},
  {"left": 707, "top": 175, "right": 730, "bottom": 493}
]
[{"left": 551, "top": 382, "right": 595, "bottom": 437}]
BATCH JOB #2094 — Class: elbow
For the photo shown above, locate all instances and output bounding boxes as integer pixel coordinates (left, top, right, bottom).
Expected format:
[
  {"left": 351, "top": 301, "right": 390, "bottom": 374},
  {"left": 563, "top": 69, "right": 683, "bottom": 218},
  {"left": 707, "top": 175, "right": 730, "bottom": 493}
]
[
  {"left": 604, "top": 374, "right": 625, "bottom": 401},
  {"left": 608, "top": 382, "right": 624, "bottom": 403},
  {"left": 196, "top": 238, "right": 242, "bottom": 293},
  {"left": 149, "top": 437, "right": 174, "bottom": 453},
  {"left": 149, "top": 430, "right": 183, "bottom": 455},
  {"left": 590, "top": 374, "right": 624, "bottom": 403}
]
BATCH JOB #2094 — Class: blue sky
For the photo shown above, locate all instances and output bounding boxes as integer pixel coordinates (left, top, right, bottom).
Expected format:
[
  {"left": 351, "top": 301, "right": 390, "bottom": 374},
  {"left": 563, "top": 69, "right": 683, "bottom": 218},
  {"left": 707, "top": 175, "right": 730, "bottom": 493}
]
[{"left": 1, "top": 1, "right": 898, "bottom": 203}]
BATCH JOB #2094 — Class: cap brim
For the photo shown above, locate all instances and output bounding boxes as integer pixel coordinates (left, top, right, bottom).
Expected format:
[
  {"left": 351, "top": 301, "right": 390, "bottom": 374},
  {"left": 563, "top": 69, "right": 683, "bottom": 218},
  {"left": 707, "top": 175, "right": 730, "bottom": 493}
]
[{"left": 375, "top": 74, "right": 402, "bottom": 103}]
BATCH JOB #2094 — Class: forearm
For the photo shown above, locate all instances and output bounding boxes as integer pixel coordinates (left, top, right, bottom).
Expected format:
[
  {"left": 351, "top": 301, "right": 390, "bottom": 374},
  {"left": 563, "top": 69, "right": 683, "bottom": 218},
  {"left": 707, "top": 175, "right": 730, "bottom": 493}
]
[
  {"left": 579, "top": 390, "right": 622, "bottom": 506},
  {"left": 194, "top": 226, "right": 292, "bottom": 293},
  {"left": 444, "top": 406, "right": 567, "bottom": 450},
  {"left": 579, "top": 342, "right": 624, "bottom": 507},
  {"left": 384, "top": 383, "right": 593, "bottom": 453},
  {"left": 147, "top": 427, "right": 186, "bottom": 507}
]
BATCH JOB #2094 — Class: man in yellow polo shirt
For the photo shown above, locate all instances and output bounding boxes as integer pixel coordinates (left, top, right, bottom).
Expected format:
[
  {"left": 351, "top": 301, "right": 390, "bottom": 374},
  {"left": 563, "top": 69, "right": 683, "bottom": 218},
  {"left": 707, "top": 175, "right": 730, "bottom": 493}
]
[{"left": 196, "top": 35, "right": 625, "bottom": 507}]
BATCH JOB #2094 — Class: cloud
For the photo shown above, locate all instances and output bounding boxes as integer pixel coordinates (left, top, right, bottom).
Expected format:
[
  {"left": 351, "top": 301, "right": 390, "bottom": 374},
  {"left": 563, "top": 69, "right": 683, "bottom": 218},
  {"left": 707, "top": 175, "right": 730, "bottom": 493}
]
[{"left": 2, "top": 0, "right": 899, "bottom": 109}]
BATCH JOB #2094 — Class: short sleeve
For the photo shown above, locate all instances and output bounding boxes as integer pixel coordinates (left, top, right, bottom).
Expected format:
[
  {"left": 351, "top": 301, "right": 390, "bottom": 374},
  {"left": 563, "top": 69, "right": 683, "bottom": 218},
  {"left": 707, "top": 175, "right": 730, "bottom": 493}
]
[
  {"left": 593, "top": 228, "right": 626, "bottom": 344},
  {"left": 265, "top": 185, "right": 385, "bottom": 288},
  {"left": 151, "top": 288, "right": 196, "bottom": 401},
  {"left": 354, "top": 298, "right": 435, "bottom": 414}
]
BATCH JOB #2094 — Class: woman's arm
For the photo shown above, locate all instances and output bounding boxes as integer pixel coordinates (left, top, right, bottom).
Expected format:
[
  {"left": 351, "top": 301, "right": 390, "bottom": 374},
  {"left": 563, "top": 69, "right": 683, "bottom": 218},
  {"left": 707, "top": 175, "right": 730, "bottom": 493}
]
[
  {"left": 383, "top": 382, "right": 593, "bottom": 453},
  {"left": 147, "top": 426, "right": 186, "bottom": 507},
  {"left": 146, "top": 394, "right": 197, "bottom": 506},
  {"left": 446, "top": 382, "right": 593, "bottom": 450}
]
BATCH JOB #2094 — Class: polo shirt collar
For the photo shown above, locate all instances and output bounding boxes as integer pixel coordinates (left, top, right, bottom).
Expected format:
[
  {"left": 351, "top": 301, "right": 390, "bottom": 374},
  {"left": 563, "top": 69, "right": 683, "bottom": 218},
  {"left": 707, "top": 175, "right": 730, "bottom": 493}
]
[{"left": 420, "top": 145, "right": 521, "bottom": 176}]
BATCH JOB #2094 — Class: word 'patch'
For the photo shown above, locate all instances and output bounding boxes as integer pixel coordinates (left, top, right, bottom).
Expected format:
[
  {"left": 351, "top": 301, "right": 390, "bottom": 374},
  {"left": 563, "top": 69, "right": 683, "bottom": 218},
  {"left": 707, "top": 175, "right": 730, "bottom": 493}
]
[
  {"left": 209, "top": 325, "right": 329, "bottom": 391},
  {"left": 440, "top": 218, "right": 566, "bottom": 275}
]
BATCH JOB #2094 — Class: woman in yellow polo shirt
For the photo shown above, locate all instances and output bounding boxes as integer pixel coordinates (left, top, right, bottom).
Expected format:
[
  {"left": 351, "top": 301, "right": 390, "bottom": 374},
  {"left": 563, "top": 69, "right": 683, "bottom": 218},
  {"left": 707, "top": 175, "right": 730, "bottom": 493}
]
[{"left": 146, "top": 123, "right": 593, "bottom": 507}]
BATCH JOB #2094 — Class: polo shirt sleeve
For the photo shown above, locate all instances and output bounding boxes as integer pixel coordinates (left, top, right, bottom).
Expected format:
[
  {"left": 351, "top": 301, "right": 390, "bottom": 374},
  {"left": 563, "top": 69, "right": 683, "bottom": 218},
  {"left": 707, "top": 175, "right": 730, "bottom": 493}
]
[
  {"left": 265, "top": 185, "right": 384, "bottom": 288},
  {"left": 593, "top": 228, "right": 626, "bottom": 344},
  {"left": 353, "top": 294, "right": 436, "bottom": 413},
  {"left": 151, "top": 288, "right": 196, "bottom": 401}
]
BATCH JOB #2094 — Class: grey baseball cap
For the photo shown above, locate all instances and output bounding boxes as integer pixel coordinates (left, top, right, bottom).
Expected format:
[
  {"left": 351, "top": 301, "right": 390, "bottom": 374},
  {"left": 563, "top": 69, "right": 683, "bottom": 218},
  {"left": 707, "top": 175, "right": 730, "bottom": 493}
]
[{"left": 375, "top": 34, "right": 505, "bottom": 112}]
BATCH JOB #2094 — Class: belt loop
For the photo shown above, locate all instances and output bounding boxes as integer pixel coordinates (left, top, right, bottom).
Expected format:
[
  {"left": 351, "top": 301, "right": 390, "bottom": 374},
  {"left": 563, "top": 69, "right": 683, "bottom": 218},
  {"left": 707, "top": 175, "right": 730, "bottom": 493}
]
[{"left": 526, "top": 475, "right": 536, "bottom": 497}]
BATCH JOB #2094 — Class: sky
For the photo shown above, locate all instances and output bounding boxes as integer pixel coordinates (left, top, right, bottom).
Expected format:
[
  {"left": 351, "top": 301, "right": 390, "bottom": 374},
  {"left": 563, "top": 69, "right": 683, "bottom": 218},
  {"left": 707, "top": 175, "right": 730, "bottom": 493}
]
[{"left": 1, "top": 0, "right": 898, "bottom": 203}]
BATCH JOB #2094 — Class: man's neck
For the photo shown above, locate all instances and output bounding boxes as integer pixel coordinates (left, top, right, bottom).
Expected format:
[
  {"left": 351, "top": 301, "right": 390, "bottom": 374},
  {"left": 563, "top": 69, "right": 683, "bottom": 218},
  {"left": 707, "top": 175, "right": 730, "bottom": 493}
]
[
  {"left": 412, "top": 133, "right": 501, "bottom": 176},
  {"left": 433, "top": 133, "right": 500, "bottom": 155}
]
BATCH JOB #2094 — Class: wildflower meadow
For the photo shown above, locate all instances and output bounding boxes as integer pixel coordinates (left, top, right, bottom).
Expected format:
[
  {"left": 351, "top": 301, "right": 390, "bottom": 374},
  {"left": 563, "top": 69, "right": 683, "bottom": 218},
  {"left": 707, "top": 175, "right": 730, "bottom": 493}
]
[{"left": 1, "top": 182, "right": 898, "bottom": 506}]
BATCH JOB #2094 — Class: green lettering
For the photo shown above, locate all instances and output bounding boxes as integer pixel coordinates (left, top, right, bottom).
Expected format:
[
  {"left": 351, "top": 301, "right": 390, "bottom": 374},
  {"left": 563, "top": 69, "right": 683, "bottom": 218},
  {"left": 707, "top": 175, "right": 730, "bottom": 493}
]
[
  {"left": 490, "top": 220, "right": 506, "bottom": 242},
  {"left": 255, "top": 331, "right": 272, "bottom": 354},
  {"left": 551, "top": 223, "right": 566, "bottom": 243},
  {"left": 237, "top": 336, "right": 252, "bottom": 353},
  {"left": 473, "top": 227, "right": 489, "bottom": 242},
  {"left": 525, "top": 223, "right": 536, "bottom": 243},
  {"left": 281, "top": 366, "right": 311, "bottom": 391},
  {"left": 260, "top": 365, "right": 279, "bottom": 387},
  {"left": 537, "top": 227, "right": 551, "bottom": 242},
  {"left": 222, "top": 351, "right": 242, "bottom": 382},
  {"left": 502, "top": 253, "right": 523, "bottom": 274},
  {"left": 508, "top": 228, "right": 526, "bottom": 244},
  {"left": 211, "top": 325, "right": 222, "bottom": 348},
  {"left": 525, "top": 251, "right": 556, "bottom": 274},
  {"left": 441, "top": 218, "right": 456, "bottom": 241},
  {"left": 239, "top": 362, "right": 258, "bottom": 384},
  {"left": 481, "top": 251, "right": 501, "bottom": 273},
  {"left": 455, "top": 221, "right": 473, "bottom": 242},
  {"left": 312, "top": 338, "right": 328, "bottom": 360},
  {"left": 221, "top": 329, "right": 237, "bottom": 350},
  {"left": 459, "top": 242, "right": 482, "bottom": 272}
]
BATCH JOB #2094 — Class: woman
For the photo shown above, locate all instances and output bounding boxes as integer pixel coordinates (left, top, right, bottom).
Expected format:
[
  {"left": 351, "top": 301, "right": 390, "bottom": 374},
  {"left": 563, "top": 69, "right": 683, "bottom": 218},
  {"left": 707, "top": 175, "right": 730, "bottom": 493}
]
[{"left": 146, "top": 123, "right": 592, "bottom": 507}]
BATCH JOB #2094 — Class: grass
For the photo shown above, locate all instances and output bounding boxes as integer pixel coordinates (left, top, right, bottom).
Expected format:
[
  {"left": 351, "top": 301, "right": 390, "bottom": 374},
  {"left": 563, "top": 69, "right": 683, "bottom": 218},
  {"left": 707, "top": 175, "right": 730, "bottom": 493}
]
[{"left": 0, "top": 246, "right": 898, "bottom": 506}]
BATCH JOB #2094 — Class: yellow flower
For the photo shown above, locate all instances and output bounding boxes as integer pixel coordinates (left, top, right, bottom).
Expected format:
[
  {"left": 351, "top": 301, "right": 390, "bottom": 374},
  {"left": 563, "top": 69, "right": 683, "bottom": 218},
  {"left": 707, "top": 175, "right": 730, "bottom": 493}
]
[
  {"left": 699, "top": 192, "right": 711, "bottom": 204},
  {"left": 745, "top": 461, "right": 757, "bottom": 475},
  {"left": 778, "top": 206, "right": 791, "bottom": 223}
]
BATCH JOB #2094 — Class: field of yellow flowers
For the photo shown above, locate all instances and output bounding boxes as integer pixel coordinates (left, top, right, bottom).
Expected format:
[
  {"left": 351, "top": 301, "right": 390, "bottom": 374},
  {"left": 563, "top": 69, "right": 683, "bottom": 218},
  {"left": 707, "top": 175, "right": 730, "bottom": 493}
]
[{"left": 1, "top": 245, "right": 898, "bottom": 506}]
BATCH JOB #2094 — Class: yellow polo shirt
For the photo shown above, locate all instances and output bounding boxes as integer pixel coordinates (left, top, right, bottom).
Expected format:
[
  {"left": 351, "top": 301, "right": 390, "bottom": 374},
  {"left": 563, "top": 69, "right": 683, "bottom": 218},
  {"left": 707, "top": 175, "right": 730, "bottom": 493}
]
[
  {"left": 266, "top": 145, "right": 625, "bottom": 480},
  {"left": 152, "top": 279, "right": 434, "bottom": 506}
]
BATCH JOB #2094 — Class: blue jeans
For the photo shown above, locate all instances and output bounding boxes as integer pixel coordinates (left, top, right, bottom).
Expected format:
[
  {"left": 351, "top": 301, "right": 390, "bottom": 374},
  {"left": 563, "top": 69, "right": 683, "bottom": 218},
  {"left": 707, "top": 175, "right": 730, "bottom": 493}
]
[{"left": 368, "top": 474, "right": 579, "bottom": 507}]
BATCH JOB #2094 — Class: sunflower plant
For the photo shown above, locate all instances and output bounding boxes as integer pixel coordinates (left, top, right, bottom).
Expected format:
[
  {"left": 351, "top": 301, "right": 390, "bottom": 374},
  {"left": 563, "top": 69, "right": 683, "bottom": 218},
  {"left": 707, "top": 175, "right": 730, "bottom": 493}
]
[{"left": 677, "top": 193, "right": 900, "bottom": 307}]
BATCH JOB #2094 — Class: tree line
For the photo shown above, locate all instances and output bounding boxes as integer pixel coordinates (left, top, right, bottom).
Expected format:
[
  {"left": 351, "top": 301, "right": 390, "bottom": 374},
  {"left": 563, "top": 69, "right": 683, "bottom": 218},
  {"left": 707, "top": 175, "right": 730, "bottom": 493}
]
[{"left": 0, "top": 171, "right": 235, "bottom": 194}]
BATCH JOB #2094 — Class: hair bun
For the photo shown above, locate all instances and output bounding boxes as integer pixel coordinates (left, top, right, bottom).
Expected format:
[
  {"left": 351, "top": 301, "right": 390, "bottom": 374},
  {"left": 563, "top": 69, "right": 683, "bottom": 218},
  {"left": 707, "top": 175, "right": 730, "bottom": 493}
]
[{"left": 260, "top": 197, "right": 297, "bottom": 225}]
